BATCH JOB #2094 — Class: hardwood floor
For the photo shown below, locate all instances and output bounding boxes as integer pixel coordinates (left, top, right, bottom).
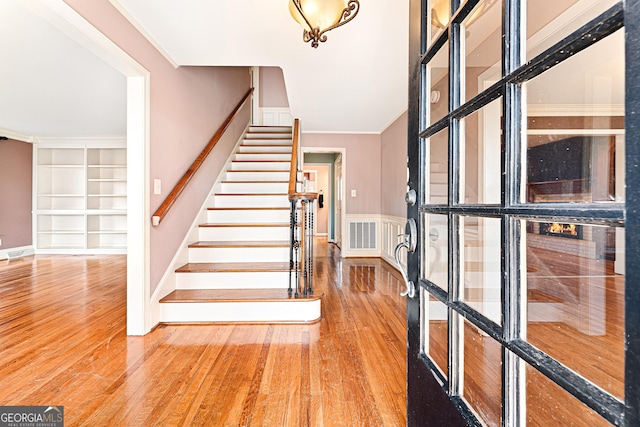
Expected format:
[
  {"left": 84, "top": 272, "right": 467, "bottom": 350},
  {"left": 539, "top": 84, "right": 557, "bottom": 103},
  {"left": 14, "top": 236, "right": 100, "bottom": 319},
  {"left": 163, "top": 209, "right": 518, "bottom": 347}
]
[{"left": 0, "top": 239, "right": 407, "bottom": 426}]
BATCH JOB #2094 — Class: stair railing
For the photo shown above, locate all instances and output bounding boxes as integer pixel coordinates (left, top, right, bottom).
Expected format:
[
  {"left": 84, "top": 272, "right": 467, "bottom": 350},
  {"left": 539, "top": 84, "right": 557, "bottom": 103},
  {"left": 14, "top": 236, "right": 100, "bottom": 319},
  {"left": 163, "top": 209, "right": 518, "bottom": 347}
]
[
  {"left": 288, "top": 119, "right": 317, "bottom": 297},
  {"left": 152, "top": 87, "right": 254, "bottom": 226}
]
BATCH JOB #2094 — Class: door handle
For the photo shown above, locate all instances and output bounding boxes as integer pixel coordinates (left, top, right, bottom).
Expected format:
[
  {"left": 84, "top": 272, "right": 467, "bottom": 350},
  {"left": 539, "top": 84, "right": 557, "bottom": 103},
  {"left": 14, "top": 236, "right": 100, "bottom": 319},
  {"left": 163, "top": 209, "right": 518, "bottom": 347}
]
[{"left": 394, "top": 218, "right": 417, "bottom": 298}]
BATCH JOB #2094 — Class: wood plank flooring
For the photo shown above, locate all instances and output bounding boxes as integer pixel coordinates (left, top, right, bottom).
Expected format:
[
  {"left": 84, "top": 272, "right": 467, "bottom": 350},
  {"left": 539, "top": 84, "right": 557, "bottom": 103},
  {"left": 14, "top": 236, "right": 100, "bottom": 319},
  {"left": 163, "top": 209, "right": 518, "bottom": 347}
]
[{"left": 0, "top": 239, "right": 407, "bottom": 426}]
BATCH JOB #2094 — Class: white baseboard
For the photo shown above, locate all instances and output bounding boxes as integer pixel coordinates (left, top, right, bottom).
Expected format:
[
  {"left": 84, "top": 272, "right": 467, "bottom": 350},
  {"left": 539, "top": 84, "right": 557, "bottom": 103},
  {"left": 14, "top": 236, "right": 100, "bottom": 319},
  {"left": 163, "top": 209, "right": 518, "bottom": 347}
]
[{"left": 0, "top": 245, "right": 35, "bottom": 261}]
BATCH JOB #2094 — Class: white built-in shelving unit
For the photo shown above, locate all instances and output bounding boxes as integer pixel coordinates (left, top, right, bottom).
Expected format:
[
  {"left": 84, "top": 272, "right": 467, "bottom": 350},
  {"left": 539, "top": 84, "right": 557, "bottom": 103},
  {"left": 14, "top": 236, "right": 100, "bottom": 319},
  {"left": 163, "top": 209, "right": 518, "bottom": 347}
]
[{"left": 33, "top": 141, "right": 126, "bottom": 254}]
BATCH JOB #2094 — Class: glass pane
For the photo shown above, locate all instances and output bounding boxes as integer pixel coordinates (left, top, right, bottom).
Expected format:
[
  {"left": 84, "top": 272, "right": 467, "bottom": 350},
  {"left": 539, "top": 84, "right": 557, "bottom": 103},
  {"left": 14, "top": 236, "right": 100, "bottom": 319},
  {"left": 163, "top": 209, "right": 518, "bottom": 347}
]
[
  {"left": 463, "top": 319, "right": 502, "bottom": 426},
  {"left": 461, "top": 98, "right": 502, "bottom": 204},
  {"left": 526, "top": 29, "right": 625, "bottom": 204},
  {"left": 463, "top": 0, "right": 502, "bottom": 102},
  {"left": 429, "top": 41, "right": 449, "bottom": 125},
  {"left": 525, "top": 362, "right": 611, "bottom": 426},
  {"left": 425, "top": 128, "right": 448, "bottom": 205},
  {"left": 462, "top": 216, "right": 501, "bottom": 324},
  {"left": 526, "top": 0, "right": 619, "bottom": 61},
  {"left": 423, "top": 290, "right": 448, "bottom": 379},
  {"left": 422, "top": 214, "right": 448, "bottom": 291},
  {"left": 525, "top": 221, "right": 624, "bottom": 400},
  {"left": 429, "top": 0, "right": 450, "bottom": 47}
]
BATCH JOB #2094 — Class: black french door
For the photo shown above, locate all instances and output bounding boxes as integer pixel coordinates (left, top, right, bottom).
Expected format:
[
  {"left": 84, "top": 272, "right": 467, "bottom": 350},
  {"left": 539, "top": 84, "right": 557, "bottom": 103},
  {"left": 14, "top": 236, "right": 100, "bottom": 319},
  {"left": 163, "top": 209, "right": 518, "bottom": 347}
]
[{"left": 404, "top": 0, "right": 640, "bottom": 425}]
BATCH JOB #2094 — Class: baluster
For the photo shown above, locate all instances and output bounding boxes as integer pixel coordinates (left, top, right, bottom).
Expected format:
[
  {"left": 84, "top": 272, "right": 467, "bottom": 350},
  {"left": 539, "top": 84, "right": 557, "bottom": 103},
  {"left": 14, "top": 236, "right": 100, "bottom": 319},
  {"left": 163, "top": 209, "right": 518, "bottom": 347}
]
[
  {"left": 308, "top": 200, "right": 314, "bottom": 295},
  {"left": 288, "top": 199, "right": 295, "bottom": 295}
]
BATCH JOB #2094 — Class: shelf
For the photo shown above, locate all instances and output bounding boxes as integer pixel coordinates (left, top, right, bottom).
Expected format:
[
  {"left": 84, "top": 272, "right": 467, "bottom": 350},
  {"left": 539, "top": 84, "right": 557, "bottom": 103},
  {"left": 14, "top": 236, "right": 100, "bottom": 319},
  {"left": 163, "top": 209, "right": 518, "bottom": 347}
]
[{"left": 34, "top": 145, "right": 127, "bottom": 254}]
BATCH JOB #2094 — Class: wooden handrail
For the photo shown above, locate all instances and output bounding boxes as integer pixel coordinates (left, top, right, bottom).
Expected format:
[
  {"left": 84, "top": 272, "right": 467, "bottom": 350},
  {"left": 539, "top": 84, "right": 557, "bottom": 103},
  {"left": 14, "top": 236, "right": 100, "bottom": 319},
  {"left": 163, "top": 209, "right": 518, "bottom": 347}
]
[{"left": 152, "top": 87, "right": 254, "bottom": 226}]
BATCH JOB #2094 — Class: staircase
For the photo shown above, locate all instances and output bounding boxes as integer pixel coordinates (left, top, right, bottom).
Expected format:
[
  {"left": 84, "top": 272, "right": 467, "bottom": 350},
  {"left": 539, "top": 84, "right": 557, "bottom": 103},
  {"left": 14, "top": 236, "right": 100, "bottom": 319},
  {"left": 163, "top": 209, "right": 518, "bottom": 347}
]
[{"left": 159, "top": 125, "right": 322, "bottom": 324}]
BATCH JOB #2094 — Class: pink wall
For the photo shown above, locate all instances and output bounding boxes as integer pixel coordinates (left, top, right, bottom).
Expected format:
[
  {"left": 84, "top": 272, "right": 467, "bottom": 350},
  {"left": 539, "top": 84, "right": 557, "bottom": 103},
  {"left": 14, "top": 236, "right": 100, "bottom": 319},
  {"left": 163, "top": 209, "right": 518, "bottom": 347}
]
[
  {"left": 259, "top": 67, "right": 289, "bottom": 107},
  {"left": 64, "top": 0, "right": 251, "bottom": 292},
  {"left": 301, "top": 133, "right": 381, "bottom": 215},
  {"left": 381, "top": 112, "right": 408, "bottom": 218},
  {"left": 0, "top": 139, "right": 32, "bottom": 249}
]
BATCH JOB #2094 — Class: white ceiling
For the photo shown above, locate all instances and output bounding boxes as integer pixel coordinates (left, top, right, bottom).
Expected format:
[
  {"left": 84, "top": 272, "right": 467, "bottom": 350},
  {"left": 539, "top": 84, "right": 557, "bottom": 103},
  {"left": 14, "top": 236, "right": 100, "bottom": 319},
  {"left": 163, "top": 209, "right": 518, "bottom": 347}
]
[
  {"left": 112, "top": 0, "right": 410, "bottom": 134},
  {"left": 0, "top": 0, "right": 126, "bottom": 140}
]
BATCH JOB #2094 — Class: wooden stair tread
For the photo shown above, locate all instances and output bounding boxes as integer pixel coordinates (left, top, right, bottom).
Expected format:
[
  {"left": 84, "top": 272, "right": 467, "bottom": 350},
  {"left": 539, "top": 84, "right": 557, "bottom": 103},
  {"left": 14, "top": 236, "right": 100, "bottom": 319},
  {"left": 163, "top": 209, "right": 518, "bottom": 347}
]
[
  {"left": 160, "top": 289, "right": 323, "bottom": 303},
  {"left": 189, "top": 240, "right": 290, "bottom": 248},
  {"left": 226, "top": 169, "right": 290, "bottom": 173},
  {"left": 527, "top": 289, "right": 564, "bottom": 303},
  {"left": 207, "top": 207, "right": 289, "bottom": 211},
  {"left": 199, "top": 223, "right": 289, "bottom": 228},
  {"left": 176, "top": 262, "right": 290, "bottom": 273},
  {"left": 221, "top": 180, "right": 289, "bottom": 184},
  {"left": 214, "top": 193, "right": 287, "bottom": 196}
]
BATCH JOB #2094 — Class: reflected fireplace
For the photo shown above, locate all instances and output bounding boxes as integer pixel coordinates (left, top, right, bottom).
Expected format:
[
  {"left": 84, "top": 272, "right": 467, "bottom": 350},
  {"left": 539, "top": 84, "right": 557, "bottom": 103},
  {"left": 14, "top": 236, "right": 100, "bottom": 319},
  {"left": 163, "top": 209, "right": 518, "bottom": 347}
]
[{"left": 539, "top": 222, "right": 583, "bottom": 239}]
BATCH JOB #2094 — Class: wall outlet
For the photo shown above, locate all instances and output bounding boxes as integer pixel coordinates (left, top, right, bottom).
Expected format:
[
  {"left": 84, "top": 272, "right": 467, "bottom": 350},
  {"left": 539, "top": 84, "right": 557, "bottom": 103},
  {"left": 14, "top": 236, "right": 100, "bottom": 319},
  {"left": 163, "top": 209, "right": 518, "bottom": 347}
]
[
  {"left": 154, "top": 179, "right": 162, "bottom": 195},
  {"left": 351, "top": 189, "right": 357, "bottom": 197}
]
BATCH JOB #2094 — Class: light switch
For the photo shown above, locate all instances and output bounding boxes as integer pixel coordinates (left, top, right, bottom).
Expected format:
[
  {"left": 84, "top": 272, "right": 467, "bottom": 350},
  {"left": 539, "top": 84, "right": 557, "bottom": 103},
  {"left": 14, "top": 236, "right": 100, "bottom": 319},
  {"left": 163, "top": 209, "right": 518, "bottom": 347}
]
[
  {"left": 351, "top": 189, "right": 357, "bottom": 197},
  {"left": 154, "top": 179, "right": 162, "bottom": 195}
]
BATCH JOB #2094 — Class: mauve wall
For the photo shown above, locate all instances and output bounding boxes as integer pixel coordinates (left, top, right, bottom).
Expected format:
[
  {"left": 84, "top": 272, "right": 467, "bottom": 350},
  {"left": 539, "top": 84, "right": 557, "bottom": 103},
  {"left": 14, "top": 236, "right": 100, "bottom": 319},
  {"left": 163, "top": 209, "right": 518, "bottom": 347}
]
[
  {"left": 381, "top": 112, "right": 408, "bottom": 218},
  {"left": 301, "top": 133, "right": 381, "bottom": 215},
  {"left": 64, "top": 0, "right": 251, "bottom": 293},
  {"left": 0, "top": 139, "right": 32, "bottom": 249},
  {"left": 259, "top": 67, "right": 289, "bottom": 107}
]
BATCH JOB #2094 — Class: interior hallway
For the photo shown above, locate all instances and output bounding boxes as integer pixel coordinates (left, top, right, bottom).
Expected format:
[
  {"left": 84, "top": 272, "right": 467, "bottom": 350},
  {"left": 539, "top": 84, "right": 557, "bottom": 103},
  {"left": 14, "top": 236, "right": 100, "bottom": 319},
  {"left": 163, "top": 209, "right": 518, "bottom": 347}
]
[{"left": 0, "top": 238, "right": 407, "bottom": 426}]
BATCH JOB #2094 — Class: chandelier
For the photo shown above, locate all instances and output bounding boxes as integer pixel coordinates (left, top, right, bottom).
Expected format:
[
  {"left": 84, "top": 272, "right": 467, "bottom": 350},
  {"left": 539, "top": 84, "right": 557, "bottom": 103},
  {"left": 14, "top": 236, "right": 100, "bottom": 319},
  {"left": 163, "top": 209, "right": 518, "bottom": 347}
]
[{"left": 289, "top": 0, "right": 360, "bottom": 48}]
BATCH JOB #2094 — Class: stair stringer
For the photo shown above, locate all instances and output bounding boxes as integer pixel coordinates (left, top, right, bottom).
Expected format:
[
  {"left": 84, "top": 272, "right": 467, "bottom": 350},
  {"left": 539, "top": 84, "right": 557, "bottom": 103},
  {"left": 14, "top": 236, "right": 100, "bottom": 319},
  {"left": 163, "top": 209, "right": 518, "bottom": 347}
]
[{"left": 149, "top": 122, "right": 252, "bottom": 328}]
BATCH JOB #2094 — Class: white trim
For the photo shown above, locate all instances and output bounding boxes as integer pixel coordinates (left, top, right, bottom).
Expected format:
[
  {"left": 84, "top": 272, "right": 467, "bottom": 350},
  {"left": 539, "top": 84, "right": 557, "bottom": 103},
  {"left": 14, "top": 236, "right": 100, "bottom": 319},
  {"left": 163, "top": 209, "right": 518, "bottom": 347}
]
[
  {"left": 29, "top": 0, "right": 151, "bottom": 335},
  {"left": 301, "top": 146, "right": 346, "bottom": 255},
  {"left": 251, "top": 66, "right": 260, "bottom": 125},
  {"left": 527, "top": 104, "right": 625, "bottom": 116},
  {"left": 108, "top": 0, "right": 180, "bottom": 69},
  {"left": 0, "top": 245, "right": 35, "bottom": 261},
  {"left": 0, "top": 128, "right": 37, "bottom": 143},
  {"left": 35, "top": 136, "right": 126, "bottom": 145}
]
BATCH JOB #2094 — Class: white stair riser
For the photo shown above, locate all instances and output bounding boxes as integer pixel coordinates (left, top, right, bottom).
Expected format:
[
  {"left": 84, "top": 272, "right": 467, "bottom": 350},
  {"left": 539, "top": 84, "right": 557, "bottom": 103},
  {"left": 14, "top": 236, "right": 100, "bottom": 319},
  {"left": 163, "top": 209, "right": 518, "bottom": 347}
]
[
  {"left": 212, "top": 195, "right": 289, "bottom": 208},
  {"left": 242, "top": 139, "right": 292, "bottom": 146},
  {"left": 160, "top": 299, "right": 321, "bottom": 323},
  {"left": 230, "top": 161, "right": 290, "bottom": 171},
  {"left": 188, "top": 247, "right": 289, "bottom": 263},
  {"left": 245, "top": 133, "right": 292, "bottom": 139},
  {"left": 225, "top": 171, "right": 290, "bottom": 181},
  {"left": 176, "top": 271, "right": 291, "bottom": 289},
  {"left": 207, "top": 209, "right": 290, "bottom": 223},
  {"left": 199, "top": 226, "right": 290, "bottom": 241},
  {"left": 238, "top": 145, "right": 292, "bottom": 153},
  {"left": 249, "top": 126, "right": 291, "bottom": 133},
  {"left": 235, "top": 153, "right": 291, "bottom": 161},
  {"left": 219, "top": 182, "right": 288, "bottom": 193}
]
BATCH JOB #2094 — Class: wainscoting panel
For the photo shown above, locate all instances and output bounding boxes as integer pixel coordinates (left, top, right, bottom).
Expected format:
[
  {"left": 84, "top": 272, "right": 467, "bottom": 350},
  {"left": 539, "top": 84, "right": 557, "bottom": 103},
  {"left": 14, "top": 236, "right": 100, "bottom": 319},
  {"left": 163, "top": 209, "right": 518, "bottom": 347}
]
[
  {"left": 260, "top": 108, "right": 292, "bottom": 126},
  {"left": 381, "top": 215, "right": 406, "bottom": 272}
]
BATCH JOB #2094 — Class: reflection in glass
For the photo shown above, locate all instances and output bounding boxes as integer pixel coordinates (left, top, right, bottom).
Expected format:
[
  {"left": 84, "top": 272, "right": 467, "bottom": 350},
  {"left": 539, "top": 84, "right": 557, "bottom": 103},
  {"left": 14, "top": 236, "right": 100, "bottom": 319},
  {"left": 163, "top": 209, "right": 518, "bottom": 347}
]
[
  {"left": 525, "top": 28, "right": 624, "bottom": 204},
  {"left": 422, "top": 214, "right": 448, "bottom": 291},
  {"left": 429, "top": 41, "right": 449, "bottom": 125},
  {"left": 425, "top": 128, "right": 448, "bottom": 205},
  {"left": 526, "top": 0, "right": 619, "bottom": 61},
  {"left": 525, "top": 221, "right": 625, "bottom": 399},
  {"left": 423, "top": 291, "right": 448, "bottom": 379},
  {"left": 462, "top": 216, "right": 501, "bottom": 324},
  {"left": 463, "top": 0, "right": 502, "bottom": 102},
  {"left": 525, "top": 362, "right": 611, "bottom": 426},
  {"left": 461, "top": 98, "right": 502, "bottom": 204},
  {"left": 429, "top": 0, "right": 450, "bottom": 46},
  {"left": 463, "top": 319, "right": 502, "bottom": 426}
]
